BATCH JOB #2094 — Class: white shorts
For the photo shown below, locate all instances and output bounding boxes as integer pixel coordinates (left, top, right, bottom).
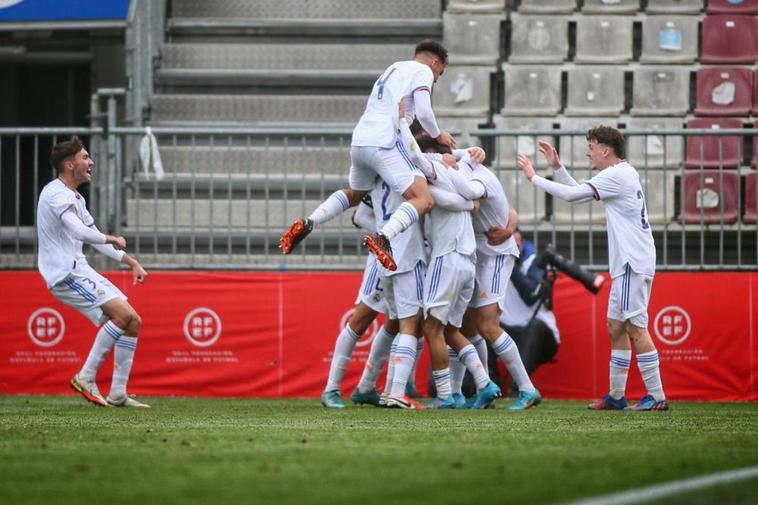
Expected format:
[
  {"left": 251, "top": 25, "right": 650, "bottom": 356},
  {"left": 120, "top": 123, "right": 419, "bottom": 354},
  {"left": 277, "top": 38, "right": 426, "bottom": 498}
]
[
  {"left": 355, "top": 256, "right": 386, "bottom": 314},
  {"left": 349, "top": 144, "right": 423, "bottom": 195},
  {"left": 469, "top": 254, "right": 515, "bottom": 310},
  {"left": 424, "top": 252, "right": 476, "bottom": 328},
  {"left": 380, "top": 261, "right": 425, "bottom": 320},
  {"left": 607, "top": 263, "right": 654, "bottom": 328},
  {"left": 50, "top": 262, "right": 126, "bottom": 326}
]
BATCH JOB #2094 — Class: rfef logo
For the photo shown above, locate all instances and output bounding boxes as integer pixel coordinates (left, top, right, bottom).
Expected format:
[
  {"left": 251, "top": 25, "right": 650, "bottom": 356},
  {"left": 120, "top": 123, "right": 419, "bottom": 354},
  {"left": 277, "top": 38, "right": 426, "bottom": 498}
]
[
  {"left": 339, "top": 308, "right": 379, "bottom": 348},
  {"left": 27, "top": 308, "right": 65, "bottom": 347},
  {"left": 183, "top": 307, "right": 222, "bottom": 347},
  {"left": 654, "top": 305, "right": 692, "bottom": 346}
]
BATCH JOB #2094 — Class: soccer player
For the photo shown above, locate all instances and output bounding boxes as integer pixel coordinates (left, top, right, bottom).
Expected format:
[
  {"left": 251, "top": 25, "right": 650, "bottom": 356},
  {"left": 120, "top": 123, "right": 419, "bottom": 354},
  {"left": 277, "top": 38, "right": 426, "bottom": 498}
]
[
  {"left": 37, "top": 137, "right": 149, "bottom": 408},
  {"left": 518, "top": 129, "right": 668, "bottom": 411},
  {"left": 320, "top": 199, "right": 398, "bottom": 409},
  {"left": 279, "top": 39, "right": 456, "bottom": 271}
]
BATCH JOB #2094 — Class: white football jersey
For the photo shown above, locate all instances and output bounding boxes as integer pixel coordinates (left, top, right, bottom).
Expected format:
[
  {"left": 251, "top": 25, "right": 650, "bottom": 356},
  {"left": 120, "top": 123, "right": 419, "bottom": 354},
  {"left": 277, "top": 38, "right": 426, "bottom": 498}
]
[
  {"left": 36, "top": 178, "right": 94, "bottom": 287},
  {"left": 351, "top": 60, "right": 435, "bottom": 149},
  {"left": 460, "top": 155, "right": 519, "bottom": 258},
  {"left": 427, "top": 161, "right": 477, "bottom": 260},
  {"left": 369, "top": 178, "right": 427, "bottom": 276},
  {"left": 585, "top": 161, "right": 656, "bottom": 278}
]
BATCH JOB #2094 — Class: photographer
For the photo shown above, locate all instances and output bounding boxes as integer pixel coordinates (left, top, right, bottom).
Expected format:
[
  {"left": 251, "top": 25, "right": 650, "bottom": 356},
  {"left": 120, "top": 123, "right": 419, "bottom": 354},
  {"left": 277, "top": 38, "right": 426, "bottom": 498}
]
[{"left": 499, "top": 229, "right": 605, "bottom": 394}]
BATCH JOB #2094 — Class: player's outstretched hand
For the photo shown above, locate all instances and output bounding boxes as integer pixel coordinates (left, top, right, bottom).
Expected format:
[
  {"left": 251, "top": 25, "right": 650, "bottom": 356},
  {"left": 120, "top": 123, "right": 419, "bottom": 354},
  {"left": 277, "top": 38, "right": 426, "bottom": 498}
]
[
  {"left": 107, "top": 235, "right": 127, "bottom": 250},
  {"left": 467, "top": 146, "right": 486, "bottom": 164},
  {"left": 537, "top": 140, "right": 562, "bottom": 170},
  {"left": 517, "top": 154, "right": 536, "bottom": 181},
  {"left": 436, "top": 131, "right": 457, "bottom": 149},
  {"left": 132, "top": 263, "right": 148, "bottom": 285}
]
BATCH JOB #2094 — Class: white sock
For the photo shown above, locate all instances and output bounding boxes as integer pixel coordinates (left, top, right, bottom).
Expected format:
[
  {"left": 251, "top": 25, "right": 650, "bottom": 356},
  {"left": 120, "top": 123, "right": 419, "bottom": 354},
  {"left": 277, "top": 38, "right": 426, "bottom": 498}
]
[
  {"left": 448, "top": 347, "right": 466, "bottom": 395},
  {"left": 492, "top": 332, "right": 536, "bottom": 392},
  {"left": 382, "top": 340, "right": 398, "bottom": 396},
  {"left": 110, "top": 335, "right": 138, "bottom": 398},
  {"left": 609, "top": 349, "right": 632, "bottom": 400},
  {"left": 80, "top": 320, "right": 123, "bottom": 381},
  {"left": 458, "top": 344, "right": 490, "bottom": 391},
  {"left": 324, "top": 325, "right": 360, "bottom": 392},
  {"left": 470, "top": 334, "right": 489, "bottom": 375},
  {"left": 357, "top": 326, "right": 395, "bottom": 394},
  {"left": 308, "top": 190, "right": 351, "bottom": 226},
  {"left": 432, "top": 368, "right": 452, "bottom": 399},
  {"left": 407, "top": 337, "right": 424, "bottom": 390},
  {"left": 637, "top": 351, "right": 665, "bottom": 401},
  {"left": 389, "top": 333, "right": 417, "bottom": 397},
  {"left": 379, "top": 201, "right": 418, "bottom": 241}
]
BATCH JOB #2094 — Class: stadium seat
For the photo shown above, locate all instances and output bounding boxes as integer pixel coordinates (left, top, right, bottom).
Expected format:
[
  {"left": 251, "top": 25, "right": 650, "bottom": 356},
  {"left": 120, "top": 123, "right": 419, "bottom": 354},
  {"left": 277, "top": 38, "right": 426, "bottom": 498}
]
[
  {"left": 685, "top": 118, "right": 744, "bottom": 169},
  {"left": 443, "top": 13, "right": 504, "bottom": 66},
  {"left": 645, "top": 0, "right": 704, "bottom": 14},
  {"left": 575, "top": 16, "right": 633, "bottom": 64},
  {"left": 700, "top": 15, "right": 758, "bottom": 64},
  {"left": 694, "top": 67, "right": 753, "bottom": 117},
  {"left": 491, "top": 115, "right": 556, "bottom": 169},
  {"left": 638, "top": 168, "right": 677, "bottom": 224},
  {"left": 626, "top": 117, "right": 685, "bottom": 169},
  {"left": 508, "top": 14, "right": 568, "bottom": 63},
  {"left": 447, "top": 0, "right": 506, "bottom": 14},
  {"left": 754, "top": 121, "right": 758, "bottom": 166},
  {"left": 582, "top": 0, "right": 640, "bottom": 14},
  {"left": 631, "top": 67, "right": 691, "bottom": 116},
  {"left": 518, "top": 0, "right": 577, "bottom": 13},
  {"left": 706, "top": 0, "right": 758, "bottom": 14},
  {"left": 679, "top": 170, "right": 740, "bottom": 224},
  {"left": 640, "top": 16, "right": 699, "bottom": 64},
  {"left": 554, "top": 118, "right": 619, "bottom": 223},
  {"left": 565, "top": 67, "right": 625, "bottom": 116},
  {"left": 501, "top": 66, "right": 562, "bottom": 116},
  {"left": 432, "top": 66, "right": 493, "bottom": 117},
  {"left": 745, "top": 172, "right": 757, "bottom": 223},
  {"left": 753, "top": 70, "right": 758, "bottom": 115}
]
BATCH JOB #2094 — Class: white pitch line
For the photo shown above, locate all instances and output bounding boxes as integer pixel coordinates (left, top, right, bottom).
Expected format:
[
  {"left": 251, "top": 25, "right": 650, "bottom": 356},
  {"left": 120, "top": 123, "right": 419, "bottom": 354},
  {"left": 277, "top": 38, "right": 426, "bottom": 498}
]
[{"left": 561, "top": 465, "right": 758, "bottom": 505}]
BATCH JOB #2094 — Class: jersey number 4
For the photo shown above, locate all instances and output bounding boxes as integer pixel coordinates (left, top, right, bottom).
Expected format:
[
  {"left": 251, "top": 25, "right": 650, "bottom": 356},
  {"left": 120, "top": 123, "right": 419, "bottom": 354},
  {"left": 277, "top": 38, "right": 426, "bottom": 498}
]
[{"left": 376, "top": 67, "right": 396, "bottom": 100}]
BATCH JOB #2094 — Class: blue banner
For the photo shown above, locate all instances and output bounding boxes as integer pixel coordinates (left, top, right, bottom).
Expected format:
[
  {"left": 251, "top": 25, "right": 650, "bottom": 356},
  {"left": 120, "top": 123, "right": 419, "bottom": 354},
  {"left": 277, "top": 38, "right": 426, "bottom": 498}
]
[{"left": 0, "top": 0, "right": 131, "bottom": 22}]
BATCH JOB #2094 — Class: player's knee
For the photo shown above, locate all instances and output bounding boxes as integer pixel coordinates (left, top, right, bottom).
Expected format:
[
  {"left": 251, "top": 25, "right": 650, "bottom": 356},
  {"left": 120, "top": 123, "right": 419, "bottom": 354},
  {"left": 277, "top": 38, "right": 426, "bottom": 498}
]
[{"left": 130, "top": 312, "right": 143, "bottom": 335}]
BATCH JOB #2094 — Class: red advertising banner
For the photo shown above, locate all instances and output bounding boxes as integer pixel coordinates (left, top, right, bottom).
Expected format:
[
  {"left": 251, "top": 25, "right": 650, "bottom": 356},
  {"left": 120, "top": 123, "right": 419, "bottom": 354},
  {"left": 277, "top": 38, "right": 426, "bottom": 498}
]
[{"left": 0, "top": 271, "right": 755, "bottom": 401}]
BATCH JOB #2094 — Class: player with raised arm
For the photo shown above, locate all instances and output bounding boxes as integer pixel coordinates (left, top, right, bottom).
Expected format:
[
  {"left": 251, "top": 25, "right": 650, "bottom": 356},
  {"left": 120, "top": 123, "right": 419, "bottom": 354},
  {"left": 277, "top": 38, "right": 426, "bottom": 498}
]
[
  {"left": 518, "top": 128, "right": 668, "bottom": 411},
  {"left": 37, "top": 137, "right": 149, "bottom": 408},
  {"left": 279, "top": 40, "right": 456, "bottom": 271}
]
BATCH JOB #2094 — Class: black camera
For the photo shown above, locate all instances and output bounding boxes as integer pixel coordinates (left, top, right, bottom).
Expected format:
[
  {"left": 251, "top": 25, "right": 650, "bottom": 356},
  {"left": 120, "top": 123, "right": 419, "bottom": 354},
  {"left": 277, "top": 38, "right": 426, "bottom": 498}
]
[{"left": 534, "top": 246, "right": 605, "bottom": 295}]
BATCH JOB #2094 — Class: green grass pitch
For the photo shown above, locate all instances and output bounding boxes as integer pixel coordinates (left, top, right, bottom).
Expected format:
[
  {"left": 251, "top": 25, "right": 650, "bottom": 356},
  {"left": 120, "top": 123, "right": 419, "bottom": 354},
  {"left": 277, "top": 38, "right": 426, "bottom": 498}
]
[{"left": 1, "top": 397, "right": 757, "bottom": 505}]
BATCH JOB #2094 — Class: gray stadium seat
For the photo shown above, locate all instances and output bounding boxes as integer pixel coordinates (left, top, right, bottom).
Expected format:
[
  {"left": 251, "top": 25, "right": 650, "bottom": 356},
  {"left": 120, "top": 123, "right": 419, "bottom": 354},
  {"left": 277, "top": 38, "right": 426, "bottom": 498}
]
[
  {"left": 432, "top": 66, "right": 493, "bottom": 117},
  {"left": 509, "top": 14, "right": 568, "bottom": 64},
  {"left": 575, "top": 16, "right": 633, "bottom": 64},
  {"left": 518, "top": 0, "right": 577, "bottom": 14},
  {"left": 565, "top": 67, "right": 625, "bottom": 116},
  {"left": 443, "top": 13, "right": 504, "bottom": 66},
  {"left": 582, "top": 0, "right": 640, "bottom": 14},
  {"left": 631, "top": 67, "right": 691, "bottom": 116},
  {"left": 446, "top": 0, "right": 506, "bottom": 14},
  {"left": 637, "top": 168, "right": 676, "bottom": 224},
  {"left": 625, "top": 117, "right": 685, "bottom": 169},
  {"left": 645, "top": 0, "right": 703, "bottom": 14},
  {"left": 491, "top": 115, "right": 556, "bottom": 170},
  {"left": 171, "top": 0, "right": 441, "bottom": 19},
  {"left": 501, "top": 66, "right": 562, "bottom": 116},
  {"left": 553, "top": 118, "right": 619, "bottom": 224},
  {"left": 149, "top": 94, "right": 366, "bottom": 126},
  {"left": 640, "top": 16, "right": 699, "bottom": 64}
]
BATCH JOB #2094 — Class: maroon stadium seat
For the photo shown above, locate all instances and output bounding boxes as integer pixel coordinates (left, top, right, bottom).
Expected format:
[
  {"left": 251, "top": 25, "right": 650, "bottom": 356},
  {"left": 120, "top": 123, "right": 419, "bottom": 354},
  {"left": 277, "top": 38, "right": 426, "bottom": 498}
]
[
  {"left": 685, "top": 118, "right": 744, "bottom": 169},
  {"left": 706, "top": 0, "right": 758, "bottom": 14},
  {"left": 753, "top": 70, "right": 758, "bottom": 115},
  {"left": 694, "top": 67, "right": 753, "bottom": 117},
  {"left": 701, "top": 15, "right": 758, "bottom": 64},
  {"left": 680, "top": 170, "right": 739, "bottom": 224},
  {"left": 745, "top": 172, "right": 757, "bottom": 224}
]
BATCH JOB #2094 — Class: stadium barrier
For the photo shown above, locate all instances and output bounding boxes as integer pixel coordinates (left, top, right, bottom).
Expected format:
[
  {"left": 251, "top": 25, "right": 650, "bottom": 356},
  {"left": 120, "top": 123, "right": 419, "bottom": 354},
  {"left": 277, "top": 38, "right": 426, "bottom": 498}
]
[{"left": 0, "top": 270, "right": 755, "bottom": 401}]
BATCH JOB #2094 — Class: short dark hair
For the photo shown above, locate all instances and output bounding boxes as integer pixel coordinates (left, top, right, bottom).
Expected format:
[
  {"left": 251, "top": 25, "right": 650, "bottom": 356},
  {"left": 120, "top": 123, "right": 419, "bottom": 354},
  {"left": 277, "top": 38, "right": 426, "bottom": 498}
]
[
  {"left": 415, "top": 39, "right": 448, "bottom": 65},
  {"left": 586, "top": 126, "right": 625, "bottom": 159},
  {"left": 50, "top": 136, "right": 84, "bottom": 173}
]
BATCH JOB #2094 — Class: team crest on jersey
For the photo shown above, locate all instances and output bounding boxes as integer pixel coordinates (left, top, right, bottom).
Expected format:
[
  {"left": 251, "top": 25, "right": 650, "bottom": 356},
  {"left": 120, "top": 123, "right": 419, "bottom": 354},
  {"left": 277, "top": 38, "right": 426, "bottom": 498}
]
[{"left": 97, "top": 289, "right": 105, "bottom": 297}]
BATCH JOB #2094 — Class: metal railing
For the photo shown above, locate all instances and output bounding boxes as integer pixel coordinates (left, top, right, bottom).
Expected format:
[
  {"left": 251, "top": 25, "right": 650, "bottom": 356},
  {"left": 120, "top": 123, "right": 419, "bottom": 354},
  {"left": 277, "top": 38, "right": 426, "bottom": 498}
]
[{"left": 1, "top": 123, "right": 756, "bottom": 271}]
